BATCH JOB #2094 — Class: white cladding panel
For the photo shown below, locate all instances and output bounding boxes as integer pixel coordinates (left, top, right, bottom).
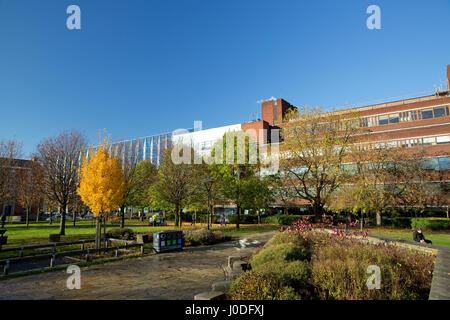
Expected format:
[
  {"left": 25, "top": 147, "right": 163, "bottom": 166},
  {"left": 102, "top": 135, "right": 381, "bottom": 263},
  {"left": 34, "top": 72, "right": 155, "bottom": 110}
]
[{"left": 172, "top": 124, "right": 242, "bottom": 156}]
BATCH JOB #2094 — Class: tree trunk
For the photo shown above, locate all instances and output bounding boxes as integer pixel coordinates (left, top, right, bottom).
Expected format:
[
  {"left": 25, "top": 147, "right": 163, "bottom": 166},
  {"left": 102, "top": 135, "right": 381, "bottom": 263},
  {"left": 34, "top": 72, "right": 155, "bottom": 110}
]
[
  {"left": 360, "top": 212, "right": 364, "bottom": 232},
  {"left": 26, "top": 206, "right": 29, "bottom": 228},
  {"left": 179, "top": 207, "right": 183, "bottom": 228},
  {"left": 258, "top": 210, "right": 261, "bottom": 225},
  {"left": 313, "top": 204, "right": 322, "bottom": 223},
  {"left": 120, "top": 206, "right": 125, "bottom": 228},
  {"left": 376, "top": 212, "right": 382, "bottom": 226},
  {"left": 59, "top": 204, "right": 67, "bottom": 235},
  {"left": 447, "top": 206, "right": 449, "bottom": 219},
  {"left": 236, "top": 206, "right": 240, "bottom": 229},
  {"left": 175, "top": 205, "right": 179, "bottom": 228},
  {"left": 95, "top": 216, "right": 101, "bottom": 250},
  {"left": 103, "top": 215, "right": 107, "bottom": 248}
]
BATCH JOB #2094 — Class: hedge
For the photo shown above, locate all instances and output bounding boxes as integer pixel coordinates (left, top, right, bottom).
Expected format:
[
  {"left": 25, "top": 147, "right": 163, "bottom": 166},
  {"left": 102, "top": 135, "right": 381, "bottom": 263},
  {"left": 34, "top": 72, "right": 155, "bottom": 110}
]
[
  {"left": 261, "top": 214, "right": 312, "bottom": 225},
  {"left": 381, "top": 217, "right": 413, "bottom": 229},
  {"left": 411, "top": 218, "right": 450, "bottom": 231}
]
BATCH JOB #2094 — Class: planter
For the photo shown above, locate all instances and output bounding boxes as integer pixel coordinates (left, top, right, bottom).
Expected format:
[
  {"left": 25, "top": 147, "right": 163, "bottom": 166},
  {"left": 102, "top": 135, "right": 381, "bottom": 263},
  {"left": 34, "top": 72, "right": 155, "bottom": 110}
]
[{"left": 49, "top": 234, "right": 60, "bottom": 242}]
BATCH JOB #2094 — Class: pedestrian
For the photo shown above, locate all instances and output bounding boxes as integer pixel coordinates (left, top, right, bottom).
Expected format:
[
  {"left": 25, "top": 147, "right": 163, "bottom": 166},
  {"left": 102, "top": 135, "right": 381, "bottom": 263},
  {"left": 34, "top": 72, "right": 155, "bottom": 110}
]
[{"left": 413, "top": 228, "right": 432, "bottom": 244}]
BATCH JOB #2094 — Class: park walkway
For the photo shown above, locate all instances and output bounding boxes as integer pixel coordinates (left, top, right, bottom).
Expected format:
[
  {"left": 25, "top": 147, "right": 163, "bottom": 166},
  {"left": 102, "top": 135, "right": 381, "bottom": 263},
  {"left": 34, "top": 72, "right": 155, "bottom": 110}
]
[{"left": 0, "top": 231, "right": 277, "bottom": 300}]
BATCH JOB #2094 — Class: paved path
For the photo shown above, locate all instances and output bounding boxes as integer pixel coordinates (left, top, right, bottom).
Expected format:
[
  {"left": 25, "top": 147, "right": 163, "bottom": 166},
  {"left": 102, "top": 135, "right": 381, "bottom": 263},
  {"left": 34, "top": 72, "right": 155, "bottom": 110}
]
[{"left": 0, "top": 231, "right": 277, "bottom": 300}]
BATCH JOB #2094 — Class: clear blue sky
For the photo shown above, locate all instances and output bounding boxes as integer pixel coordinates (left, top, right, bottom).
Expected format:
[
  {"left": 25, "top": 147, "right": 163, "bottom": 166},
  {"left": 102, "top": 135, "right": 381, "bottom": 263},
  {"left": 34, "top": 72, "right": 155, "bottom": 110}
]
[{"left": 0, "top": 0, "right": 449, "bottom": 158}]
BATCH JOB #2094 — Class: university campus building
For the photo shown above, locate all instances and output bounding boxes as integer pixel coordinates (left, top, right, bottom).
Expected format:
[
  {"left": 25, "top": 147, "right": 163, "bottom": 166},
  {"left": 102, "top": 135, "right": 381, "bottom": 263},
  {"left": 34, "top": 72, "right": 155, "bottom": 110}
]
[
  {"left": 107, "top": 64, "right": 450, "bottom": 214},
  {"left": 4, "top": 66, "right": 449, "bottom": 217}
]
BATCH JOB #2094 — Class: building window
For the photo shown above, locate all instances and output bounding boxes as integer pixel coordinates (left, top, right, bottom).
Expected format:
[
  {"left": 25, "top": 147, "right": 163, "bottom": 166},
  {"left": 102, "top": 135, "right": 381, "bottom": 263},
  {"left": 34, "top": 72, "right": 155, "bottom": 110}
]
[
  {"left": 421, "top": 108, "right": 433, "bottom": 120},
  {"left": 422, "top": 158, "right": 439, "bottom": 171},
  {"left": 434, "top": 106, "right": 446, "bottom": 118},
  {"left": 436, "top": 136, "right": 450, "bottom": 144},
  {"left": 438, "top": 157, "right": 450, "bottom": 170},
  {"left": 359, "top": 118, "right": 368, "bottom": 127},
  {"left": 378, "top": 115, "right": 389, "bottom": 125},
  {"left": 389, "top": 114, "right": 399, "bottom": 124},
  {"left": 422, "top": 137, "right": 436, "bottom": 146}
]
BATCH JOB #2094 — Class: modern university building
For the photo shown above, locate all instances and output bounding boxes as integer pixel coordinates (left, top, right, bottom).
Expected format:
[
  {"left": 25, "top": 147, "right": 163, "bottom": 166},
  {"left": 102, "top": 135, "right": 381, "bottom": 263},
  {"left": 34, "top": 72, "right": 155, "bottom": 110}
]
[{"left": 110, "top": 65, "right": 450, "bottom": 213}]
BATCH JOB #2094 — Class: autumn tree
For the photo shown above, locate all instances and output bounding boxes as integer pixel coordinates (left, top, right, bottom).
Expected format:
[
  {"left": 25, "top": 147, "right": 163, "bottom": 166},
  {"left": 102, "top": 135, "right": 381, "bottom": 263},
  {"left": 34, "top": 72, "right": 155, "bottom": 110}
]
[
  {"left": 390, "top": 148, "right": 438, "bottom": 216},
  {"left": 0, "top": 139, "right": 22, "bottom": 227},
  {"left": 36, "top": 130, "right": 86, "bottom": 235},
  {"left": 78, "top": 144, "right": 125, "bottom": 249},
  {"left": 279, "top": 106, "right": 362, "bottom": 221},
  {"left": 16, "top": 159, "right": 44, "bottom": 228},
  {"left": 329, "top": 140, "right": 399, "bottom": 228}
]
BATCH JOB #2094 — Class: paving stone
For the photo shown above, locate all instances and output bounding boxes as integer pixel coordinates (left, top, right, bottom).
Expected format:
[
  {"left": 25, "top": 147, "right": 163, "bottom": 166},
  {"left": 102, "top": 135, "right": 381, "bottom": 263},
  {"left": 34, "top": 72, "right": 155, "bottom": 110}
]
[
  {"left": 212, "top": 280, "right": 231, "bottom": 292},
  {"left": 194, "top": 291, "right": 225, "bottom": 300},
  {"left": 0, "top": 231, "right": 277, "bottom": 300}
]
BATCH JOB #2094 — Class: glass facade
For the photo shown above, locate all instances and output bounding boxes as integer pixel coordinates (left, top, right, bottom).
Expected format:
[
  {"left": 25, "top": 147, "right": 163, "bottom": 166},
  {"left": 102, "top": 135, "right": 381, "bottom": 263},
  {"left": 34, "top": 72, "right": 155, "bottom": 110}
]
[{"left": 109, "top": 129, "right": 194, "bottom": 167}]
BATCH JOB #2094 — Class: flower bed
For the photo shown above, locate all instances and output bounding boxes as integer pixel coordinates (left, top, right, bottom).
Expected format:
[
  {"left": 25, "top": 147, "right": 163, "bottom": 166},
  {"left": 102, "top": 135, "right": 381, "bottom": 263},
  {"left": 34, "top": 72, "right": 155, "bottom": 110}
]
[{"left": 229, "top": 215, "right": 435, "bottom": 300}]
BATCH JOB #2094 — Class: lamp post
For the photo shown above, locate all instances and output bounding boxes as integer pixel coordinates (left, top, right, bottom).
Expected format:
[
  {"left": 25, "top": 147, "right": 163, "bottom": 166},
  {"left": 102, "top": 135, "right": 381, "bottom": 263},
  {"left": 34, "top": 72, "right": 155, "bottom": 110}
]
[{"left": 202, "top": 178, "right": 214, "bottom": 230}]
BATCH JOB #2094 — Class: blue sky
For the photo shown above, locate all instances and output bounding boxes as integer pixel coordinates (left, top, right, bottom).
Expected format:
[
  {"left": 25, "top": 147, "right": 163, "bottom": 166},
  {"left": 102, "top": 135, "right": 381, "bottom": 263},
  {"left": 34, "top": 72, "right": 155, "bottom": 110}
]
[{"left": 0, "top": 0, "right": 449, "bottom": 157}]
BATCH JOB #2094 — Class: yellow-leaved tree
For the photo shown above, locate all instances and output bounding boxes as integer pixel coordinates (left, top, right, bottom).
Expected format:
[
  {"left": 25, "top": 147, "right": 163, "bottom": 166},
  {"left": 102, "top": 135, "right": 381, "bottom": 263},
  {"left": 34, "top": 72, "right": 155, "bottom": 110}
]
[{"left": 78, "top": 143, "right": 125, "bottom": 249}]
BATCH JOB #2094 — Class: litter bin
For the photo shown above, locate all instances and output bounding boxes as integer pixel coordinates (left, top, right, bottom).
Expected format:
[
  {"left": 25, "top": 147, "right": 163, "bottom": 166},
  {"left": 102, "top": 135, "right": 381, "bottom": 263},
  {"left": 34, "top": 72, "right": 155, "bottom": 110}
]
[{"left": 153, "top": 230, "right": 183, "bottom": 253}]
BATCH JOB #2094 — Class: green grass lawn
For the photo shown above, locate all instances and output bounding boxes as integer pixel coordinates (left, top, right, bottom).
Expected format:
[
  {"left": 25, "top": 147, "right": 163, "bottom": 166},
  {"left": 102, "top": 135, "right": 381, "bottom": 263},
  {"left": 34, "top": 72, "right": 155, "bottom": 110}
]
[
  {"left": 1, "top": 223, "right": 279, "bottom": 248},
  {"left": 367, "top": 228, "right": 450, "bottom": 248}
]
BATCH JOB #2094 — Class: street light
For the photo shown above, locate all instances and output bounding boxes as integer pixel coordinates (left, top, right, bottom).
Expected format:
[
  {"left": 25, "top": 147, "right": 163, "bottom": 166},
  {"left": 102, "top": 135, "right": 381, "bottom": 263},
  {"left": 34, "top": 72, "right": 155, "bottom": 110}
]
[{"left": 202, "top": 177, "right": 214, "bottom": 230}]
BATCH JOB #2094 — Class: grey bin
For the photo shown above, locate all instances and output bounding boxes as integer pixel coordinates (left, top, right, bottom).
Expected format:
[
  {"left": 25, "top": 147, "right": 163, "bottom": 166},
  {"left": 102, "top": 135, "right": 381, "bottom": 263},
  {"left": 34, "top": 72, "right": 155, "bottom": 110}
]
[{"left": 153, "top": 230, "right": 183, "bottom": 253}]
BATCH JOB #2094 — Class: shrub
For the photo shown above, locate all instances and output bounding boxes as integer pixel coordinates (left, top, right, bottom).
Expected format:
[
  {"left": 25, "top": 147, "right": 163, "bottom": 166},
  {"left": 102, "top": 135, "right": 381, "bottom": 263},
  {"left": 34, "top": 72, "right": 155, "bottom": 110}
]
[
  {"left": 227, "top": 214, "right": 259, "bottom": 224},
  {"left": 251, "top": 260, "right": 312, "bottom": 294},
  {"left": 229, "top": 271, "right": 300, "bottom": 300},
  {"left": 182, "top": 228, "right": 225, "bottom": 245},
  {"left": 310, "top": 234, "right": 434, "bottom": 300},
  {"left": 411, "top": 218, "right": 450, "bottom": 231},
  {"left": 261, "top": 214, "right": 310, "bottom": 225},
  {"left": 105, "top": 228, "right": 136, "bottom": 240},
  {"left": 265, "top": 232, "right": 310, "bottom": 249},
  {"left": 251, "top": 243, "right": 310, "bottom": 269}
]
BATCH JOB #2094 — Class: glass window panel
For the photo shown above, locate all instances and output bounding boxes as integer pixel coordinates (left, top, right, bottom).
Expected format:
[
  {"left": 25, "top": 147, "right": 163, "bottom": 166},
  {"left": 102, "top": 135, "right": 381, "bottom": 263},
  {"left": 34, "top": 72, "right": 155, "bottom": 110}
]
[
  {"left": 389, "top": 114, "right": 399, "bottom": 124},
  {"left": 434, "top": 106, "right": 446, "bottom": 118},
  {"left": 421, "top": 109, "right": 433, "bottom": 120},
  {"left": 422, "top": 137, "right": 435, "bottom": 145},
  {"left": 437, "top": 136, "right": 450, "bottom": 144},
  {"left": 438, "top": 157, "right": 450, "bottom": 170},
  {"left": 422, "top": 158, "right": 439, "bottom": 170},
  {"left": 378, "top": 115, "right": 389, "bottom": 125}
]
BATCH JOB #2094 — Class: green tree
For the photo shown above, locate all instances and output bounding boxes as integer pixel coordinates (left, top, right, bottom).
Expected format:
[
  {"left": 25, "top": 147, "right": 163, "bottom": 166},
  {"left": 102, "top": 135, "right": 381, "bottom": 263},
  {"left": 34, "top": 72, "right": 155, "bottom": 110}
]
[
  {"left": 149, "top": 147, "right": 199, "bottom": 227},
  {"left": 247, "top": 174, "right": 276, "bottom": 224},
  {"left": 128, "top": 160, "right": 158, "bottom": 222},
  {"left": 211, "top": 130, "right": 260, "bottom": 229}
]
